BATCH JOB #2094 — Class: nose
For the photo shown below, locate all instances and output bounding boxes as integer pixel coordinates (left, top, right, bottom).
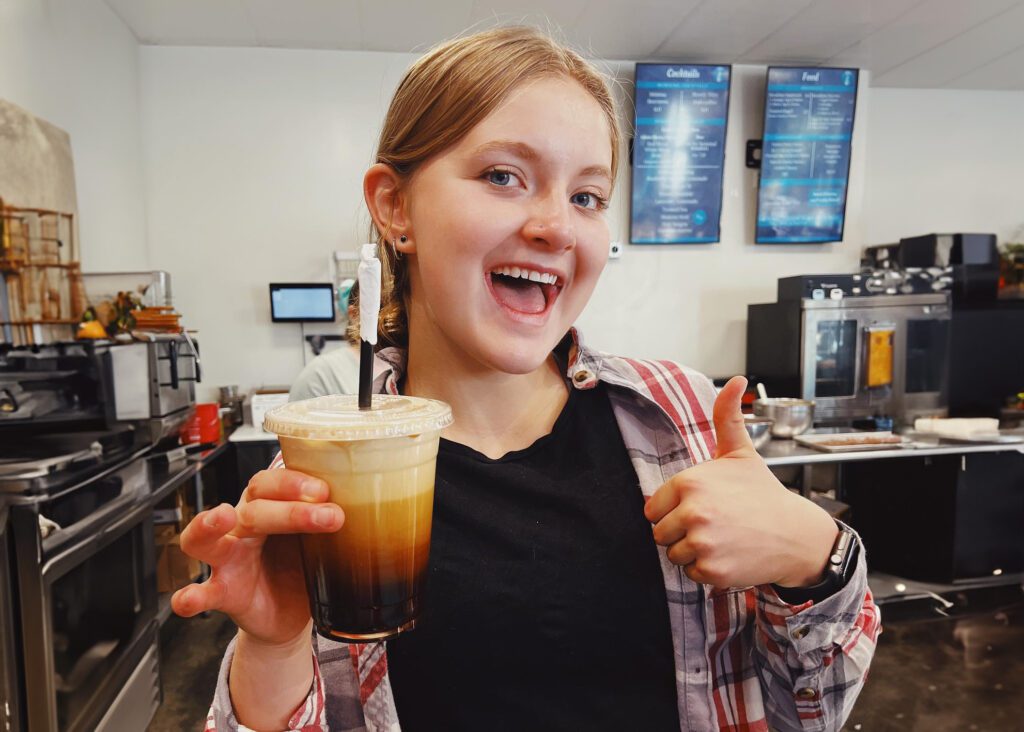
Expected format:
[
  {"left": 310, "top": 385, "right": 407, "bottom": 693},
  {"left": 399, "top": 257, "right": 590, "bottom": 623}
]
[{"left": 520, "top": 193, "right": 576, "bottom": 252}]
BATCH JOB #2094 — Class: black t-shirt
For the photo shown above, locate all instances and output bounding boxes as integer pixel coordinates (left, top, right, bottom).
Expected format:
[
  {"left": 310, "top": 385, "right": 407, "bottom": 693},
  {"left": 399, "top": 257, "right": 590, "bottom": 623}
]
[{"left": 387, "top": 380, "right": 680, "bottom": 731}]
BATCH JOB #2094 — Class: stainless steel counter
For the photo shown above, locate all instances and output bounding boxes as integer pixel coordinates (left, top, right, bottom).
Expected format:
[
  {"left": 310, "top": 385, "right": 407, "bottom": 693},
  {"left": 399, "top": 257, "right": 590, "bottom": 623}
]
[{"left": 760, "top": 435, "right": 1024, "bottom": 466}]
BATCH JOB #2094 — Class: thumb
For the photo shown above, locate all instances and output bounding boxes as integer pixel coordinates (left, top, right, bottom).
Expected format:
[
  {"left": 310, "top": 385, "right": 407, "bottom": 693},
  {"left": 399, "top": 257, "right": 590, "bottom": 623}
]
[{"left": 712, "top": 376, "right": 754, "bottom": 458}]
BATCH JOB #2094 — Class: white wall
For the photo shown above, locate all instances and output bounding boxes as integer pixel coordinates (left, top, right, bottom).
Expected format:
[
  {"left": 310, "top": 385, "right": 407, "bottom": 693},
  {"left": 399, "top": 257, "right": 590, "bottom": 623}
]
[
  {"left": 139, "top": 46, "right": 418, "bottom": 400},
  {"left": 139, "top": 50, "right": 870, "bottom": 399},
  {"left": 863, "top": 88, "right": 1024, "bottom": 245},
  {"left": 0, "top": 0, "right": 148, "bottom": 271}
]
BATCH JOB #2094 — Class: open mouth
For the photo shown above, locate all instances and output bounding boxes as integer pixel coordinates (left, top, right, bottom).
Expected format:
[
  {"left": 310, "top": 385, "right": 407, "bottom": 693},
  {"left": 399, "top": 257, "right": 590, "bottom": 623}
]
[{"left": 486, "top": 265, "right": 563, "bottom": 318}]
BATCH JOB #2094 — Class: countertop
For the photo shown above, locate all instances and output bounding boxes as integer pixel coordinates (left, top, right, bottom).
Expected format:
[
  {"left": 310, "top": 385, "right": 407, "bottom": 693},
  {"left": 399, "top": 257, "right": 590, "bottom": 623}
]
[
  {"left": 759, "top": 432, "right": 1024, "bottom": 466},
  {"left": 227, "top": 424, "right": 279, "bottom": 443}
]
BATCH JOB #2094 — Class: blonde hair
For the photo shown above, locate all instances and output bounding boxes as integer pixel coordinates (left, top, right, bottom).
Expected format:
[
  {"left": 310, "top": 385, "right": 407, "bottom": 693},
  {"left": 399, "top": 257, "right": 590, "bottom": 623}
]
[{"left": 352, "top": 25, "right": 622, "bottom": 349}]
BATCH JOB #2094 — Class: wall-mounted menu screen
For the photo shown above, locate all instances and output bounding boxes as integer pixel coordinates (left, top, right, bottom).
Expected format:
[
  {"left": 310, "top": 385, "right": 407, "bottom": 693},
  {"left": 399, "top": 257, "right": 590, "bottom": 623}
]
[
  {"left": 756, "top": 66, "right": 858, "bottom": 244},
  {"left": 631, "top": 63, "right": 731, "bottom": 244}
]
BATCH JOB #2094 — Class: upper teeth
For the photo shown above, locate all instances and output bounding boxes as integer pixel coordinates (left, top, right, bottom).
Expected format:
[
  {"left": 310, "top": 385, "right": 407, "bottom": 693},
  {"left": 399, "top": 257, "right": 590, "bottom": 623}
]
[{"left": 493, "top": 266, "right": 558, "bottom": 285}]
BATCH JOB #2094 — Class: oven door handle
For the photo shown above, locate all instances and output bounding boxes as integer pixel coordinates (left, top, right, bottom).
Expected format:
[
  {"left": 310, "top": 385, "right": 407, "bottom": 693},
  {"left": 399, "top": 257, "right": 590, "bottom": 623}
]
[
  {"left": 41, "top": 502, "right": 151, "bottom": 581},
  {"left": 167, "top": 339, "right": 179, "bottom": 390},
  {"left": 182, "top": 330, "right": 201, "bottom": 384},
  {"left": 130, "top": 520, "right": 142, "bottom": 613}
]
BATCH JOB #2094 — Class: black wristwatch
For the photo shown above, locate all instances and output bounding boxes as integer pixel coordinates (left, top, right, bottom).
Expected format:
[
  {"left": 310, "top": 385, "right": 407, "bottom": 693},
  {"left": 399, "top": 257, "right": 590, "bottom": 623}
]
[{"left": 772, "top": 523, "right": 860, "bottom": 605}]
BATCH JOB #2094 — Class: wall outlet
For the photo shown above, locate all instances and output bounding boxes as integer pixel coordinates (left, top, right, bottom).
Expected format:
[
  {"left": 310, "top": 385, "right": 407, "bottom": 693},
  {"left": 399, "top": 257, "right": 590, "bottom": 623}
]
[{"left": 609, "top": 241, "right": 623, "bottom": 259}]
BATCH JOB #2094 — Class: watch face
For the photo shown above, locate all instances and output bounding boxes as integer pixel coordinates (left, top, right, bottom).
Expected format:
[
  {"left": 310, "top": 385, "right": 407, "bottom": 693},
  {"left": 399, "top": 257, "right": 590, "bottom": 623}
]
[{"left": 834, "top": 529, "right": 859, "bottom": 583}]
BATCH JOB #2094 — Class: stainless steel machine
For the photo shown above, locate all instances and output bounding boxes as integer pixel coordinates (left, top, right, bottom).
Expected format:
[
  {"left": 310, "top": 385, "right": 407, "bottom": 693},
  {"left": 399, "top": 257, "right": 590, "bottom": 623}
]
[{"left": 747, "top": 276, "right": 951, "bottom": 427}]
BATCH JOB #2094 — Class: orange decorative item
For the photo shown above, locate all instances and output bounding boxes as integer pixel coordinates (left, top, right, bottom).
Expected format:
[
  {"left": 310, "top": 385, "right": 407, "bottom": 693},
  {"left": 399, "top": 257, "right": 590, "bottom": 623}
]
[
  {"left": 133, "top": 306, "right": 183, "bottom": 334},
  {"left": 180, "top": 403, "right": 221, "bottom": 444}
]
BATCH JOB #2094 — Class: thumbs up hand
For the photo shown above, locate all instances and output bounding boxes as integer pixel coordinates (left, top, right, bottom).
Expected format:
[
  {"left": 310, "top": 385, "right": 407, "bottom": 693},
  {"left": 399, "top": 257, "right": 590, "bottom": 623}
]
[{"left": 644, "top": 376, "right": 839, "bottom": 590}]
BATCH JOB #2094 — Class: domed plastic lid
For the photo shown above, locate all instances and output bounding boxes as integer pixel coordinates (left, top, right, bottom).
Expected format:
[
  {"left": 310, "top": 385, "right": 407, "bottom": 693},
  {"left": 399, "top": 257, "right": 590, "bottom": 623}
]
[{"left": 264, "top": 394, "right": 453, "bottom": 441}]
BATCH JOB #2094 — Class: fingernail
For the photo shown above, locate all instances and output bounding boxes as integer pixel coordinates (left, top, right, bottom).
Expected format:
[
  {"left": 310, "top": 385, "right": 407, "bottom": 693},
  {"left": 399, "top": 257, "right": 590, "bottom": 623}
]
[
  {"left": 314, "top": 506, "right": 337, "bottom": 528},
  {"left": 302, "top": 480, "right": 324, "bottom": 500},
  {"left": 204, "top": 511, "right": 218, "bottom": 528}
]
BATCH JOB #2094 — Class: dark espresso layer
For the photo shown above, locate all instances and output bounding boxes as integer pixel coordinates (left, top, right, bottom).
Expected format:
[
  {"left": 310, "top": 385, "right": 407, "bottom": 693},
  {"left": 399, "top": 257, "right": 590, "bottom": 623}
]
[{"left": 301, "top": 489, "right": 433, "bottom": 638}]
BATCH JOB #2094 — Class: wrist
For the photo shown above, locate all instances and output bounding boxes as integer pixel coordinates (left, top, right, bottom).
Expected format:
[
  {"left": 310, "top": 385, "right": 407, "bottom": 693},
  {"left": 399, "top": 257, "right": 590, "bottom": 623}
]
[
  {"left": 236, "top": 623, "right": 313, "bottom": 660},
  {"left": 775, "top": 510, "right": 839, "bottom": 588},
  {"left": 231, "top": 624, "right": 315, "bottom": 731}
]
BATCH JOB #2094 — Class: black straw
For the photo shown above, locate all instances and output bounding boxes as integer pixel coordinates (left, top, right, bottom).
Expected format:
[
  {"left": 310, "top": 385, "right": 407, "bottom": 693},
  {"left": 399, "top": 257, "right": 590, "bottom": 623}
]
[{"left": 358, "top": 340, "right": 373, "bottom": 410}]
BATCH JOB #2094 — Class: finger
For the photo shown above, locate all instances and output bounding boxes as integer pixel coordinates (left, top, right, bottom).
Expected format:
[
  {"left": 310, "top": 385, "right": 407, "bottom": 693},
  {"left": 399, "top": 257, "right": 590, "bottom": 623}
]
[
  {"left": 712, "top": 375, "right": 755, "bottom": 458},
  {"left": 246, "top": 469, "right": 329, "bottom": 503},
  {"left": 172, "top": 577, "right": 227, "bottom": 617},
  {"left": 180, "top": 504, "right": 240, "bottom": 566},
  {"left": 236, "top": 498, "right": 344, "bottom": 536},
  {"left": 665, "top": 537, "right": 698, "bottom": 566},
  {"left": 651, "top": 506, "right": 691, "bottom": 547},
  {"left": 644, "top": 469, "right": 700, "bottom": 523},
  {"left": 682, "top": 560, "right": 714, "bottom": 586}
]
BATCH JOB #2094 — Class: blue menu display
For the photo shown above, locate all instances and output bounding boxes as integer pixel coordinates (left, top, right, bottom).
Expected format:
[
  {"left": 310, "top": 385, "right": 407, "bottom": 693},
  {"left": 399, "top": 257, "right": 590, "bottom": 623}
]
[
  {"left": 756, "top": 67, "right": 858, "bottom": 244},
  {"left": 631, "top": 64, "right": 731, "bottom": 244}
]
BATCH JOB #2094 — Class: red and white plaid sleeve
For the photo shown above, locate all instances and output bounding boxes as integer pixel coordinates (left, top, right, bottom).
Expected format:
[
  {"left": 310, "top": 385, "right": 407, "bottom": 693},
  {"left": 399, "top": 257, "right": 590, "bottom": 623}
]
[
  {"left": 204, "top": 636, "right": 327, "bottom": 732},
  {"left": 751, "top": 531, "right": 881, "bottom": 731}
]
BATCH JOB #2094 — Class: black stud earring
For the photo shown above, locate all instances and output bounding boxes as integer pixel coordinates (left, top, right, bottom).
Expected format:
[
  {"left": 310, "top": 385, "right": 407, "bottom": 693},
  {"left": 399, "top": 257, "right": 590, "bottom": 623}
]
[{"left": 399, "top": 235, "right": 408, "bottom": 243}]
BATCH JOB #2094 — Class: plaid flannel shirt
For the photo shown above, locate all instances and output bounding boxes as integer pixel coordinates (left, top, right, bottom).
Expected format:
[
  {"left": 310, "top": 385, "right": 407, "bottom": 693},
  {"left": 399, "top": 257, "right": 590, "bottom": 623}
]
[{"left": 207, "top": 328, "right": 880, "bottom": 732}]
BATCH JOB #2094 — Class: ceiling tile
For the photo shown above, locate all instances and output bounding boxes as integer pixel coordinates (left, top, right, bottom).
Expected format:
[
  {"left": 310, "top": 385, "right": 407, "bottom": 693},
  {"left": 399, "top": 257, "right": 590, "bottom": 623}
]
[
  {"left": 874, "top": 2, "right": 1024, "bottom": 87},
  {"left": 105, "top": 0, "right": 255, "bottom": 46},
  {"left": 570, "top": 0, "right": 703, "bottom": 59},
  {"left": 947, "top": 43, "right": 1024, "bottom": 90},
  {"left": 103, "top": 0, "right": 1024, "bottom": 89},
  {"left": 357, "top": 0, "right": 475, "bottom": 52},
  {"left": 655, "top": 0, "right": 812, "bottom": 61},
  {"left": 738, "top": 0, "right": 922, "bottom": 64},
  {"left": 467, "top": 0, "right": 587, "bottom": 35},
  {"left": 242, "top": 0, "right": 362, "bottom": 49},
  {"left": 824, "top": 0, "right": 1021, "bottom": 75}
]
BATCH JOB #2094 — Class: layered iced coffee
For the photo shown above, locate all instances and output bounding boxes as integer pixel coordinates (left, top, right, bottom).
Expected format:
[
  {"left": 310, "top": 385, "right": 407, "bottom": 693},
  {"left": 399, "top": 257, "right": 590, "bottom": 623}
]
[{"left": 264, "top": 395, "right": 452, "bottom": 642}]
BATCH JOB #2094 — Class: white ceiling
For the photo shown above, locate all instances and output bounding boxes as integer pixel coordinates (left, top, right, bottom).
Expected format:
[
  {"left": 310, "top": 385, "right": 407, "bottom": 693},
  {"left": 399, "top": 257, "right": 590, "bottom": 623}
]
[{"left": 104, "top": 0, "right": 1024, "bottom": 89}]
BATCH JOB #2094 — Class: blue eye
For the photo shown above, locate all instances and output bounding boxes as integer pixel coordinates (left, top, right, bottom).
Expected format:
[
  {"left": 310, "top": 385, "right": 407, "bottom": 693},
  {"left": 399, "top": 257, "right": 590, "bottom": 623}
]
[
  {"left": 486, "top": 169, "right": 513, "bottom": 186},
  {"left": 572, "top": 192, "right": 607, "bottom": 210}
]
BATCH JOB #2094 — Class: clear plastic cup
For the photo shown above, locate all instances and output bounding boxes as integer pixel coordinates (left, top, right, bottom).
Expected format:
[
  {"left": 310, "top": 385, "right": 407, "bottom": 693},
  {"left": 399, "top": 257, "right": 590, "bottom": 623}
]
[{"left": 264, "top": 394, "right": 452, "bottom": 642}]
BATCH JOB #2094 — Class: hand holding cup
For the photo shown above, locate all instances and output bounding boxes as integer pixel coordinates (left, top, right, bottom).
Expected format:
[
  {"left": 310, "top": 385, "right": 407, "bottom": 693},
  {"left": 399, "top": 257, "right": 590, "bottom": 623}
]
[{"left": 171, "top": 468, "right": 344, "bottom": 646}]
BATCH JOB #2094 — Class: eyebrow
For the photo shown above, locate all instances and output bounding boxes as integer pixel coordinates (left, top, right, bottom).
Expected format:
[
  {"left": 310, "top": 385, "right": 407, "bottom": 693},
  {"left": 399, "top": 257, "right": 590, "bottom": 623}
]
[{"left": 470, "top": 140, "right": 612, "bottom": 182}]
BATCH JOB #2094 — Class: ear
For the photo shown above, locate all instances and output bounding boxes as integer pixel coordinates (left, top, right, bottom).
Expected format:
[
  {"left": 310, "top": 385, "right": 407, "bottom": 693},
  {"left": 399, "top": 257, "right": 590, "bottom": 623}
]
[{"left": 364, "top": 163, "right": 416, "bottom": 254}]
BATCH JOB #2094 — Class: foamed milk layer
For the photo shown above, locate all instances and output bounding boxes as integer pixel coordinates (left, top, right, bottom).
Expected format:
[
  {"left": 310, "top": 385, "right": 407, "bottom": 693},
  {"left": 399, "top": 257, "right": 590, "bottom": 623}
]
[
  {"left": 265, "top": 394, "right": 452, "bottom": 442},
  {"left": 279, "top": 433, "right": 439, "bottom": 507}
]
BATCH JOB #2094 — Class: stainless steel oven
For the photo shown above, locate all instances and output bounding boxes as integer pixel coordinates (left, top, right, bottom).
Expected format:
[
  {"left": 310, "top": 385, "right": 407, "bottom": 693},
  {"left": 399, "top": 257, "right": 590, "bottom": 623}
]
[
  {"left": 748, "top": 292, "right": 952, "bottom": 426},
  {"left": 6, "top": 453, "right": 160, "bottom": 731},
  {"left": 104, "top": 334, "right": 201, "bottom": 443},
  {"left": 1, "top": 496, "right": 21, "bottom": 732}
]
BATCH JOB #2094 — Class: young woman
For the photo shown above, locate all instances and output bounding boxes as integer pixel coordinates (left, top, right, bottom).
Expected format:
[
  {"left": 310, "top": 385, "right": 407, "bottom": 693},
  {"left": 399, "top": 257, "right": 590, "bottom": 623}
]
[{"left": 175, "top": 26, "right": 879, "bottom": 732}]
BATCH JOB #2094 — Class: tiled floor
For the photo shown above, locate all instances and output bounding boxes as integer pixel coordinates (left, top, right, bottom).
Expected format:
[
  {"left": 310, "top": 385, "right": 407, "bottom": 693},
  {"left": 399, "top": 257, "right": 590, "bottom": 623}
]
[{"left": 149, "top": 586, "right": 1024, "bottom": 731}]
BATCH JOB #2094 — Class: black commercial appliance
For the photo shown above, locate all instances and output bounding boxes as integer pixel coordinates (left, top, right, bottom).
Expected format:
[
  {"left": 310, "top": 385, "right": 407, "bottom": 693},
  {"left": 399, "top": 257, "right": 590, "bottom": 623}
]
[{"left": 898, "top": 233, "right": 1000, "bottom": 304}]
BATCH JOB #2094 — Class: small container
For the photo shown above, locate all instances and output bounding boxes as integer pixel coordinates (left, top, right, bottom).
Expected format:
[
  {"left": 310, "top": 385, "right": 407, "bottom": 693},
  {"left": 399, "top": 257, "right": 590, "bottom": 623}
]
[
  {"left": 180, "top": 403, "right": 222, "bottom": 444},
  {"left": 743, "top": 415, "right": 774, "bottom": 451},
  {"left": 753, "top": 398, "right": 815, "bottom": 438}
]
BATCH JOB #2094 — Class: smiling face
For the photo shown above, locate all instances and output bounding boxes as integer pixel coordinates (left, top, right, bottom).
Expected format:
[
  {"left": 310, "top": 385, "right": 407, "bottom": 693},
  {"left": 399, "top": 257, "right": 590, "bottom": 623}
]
[{"left": 398, "top": 75, "right": 614, "bottom": 375}]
